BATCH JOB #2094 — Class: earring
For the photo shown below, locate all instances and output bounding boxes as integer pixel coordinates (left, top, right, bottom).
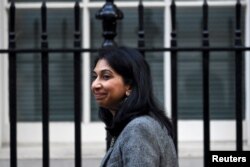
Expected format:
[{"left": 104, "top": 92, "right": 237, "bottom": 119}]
[{"left": 126, "top": 91, "right": 130, "bottom": 96}]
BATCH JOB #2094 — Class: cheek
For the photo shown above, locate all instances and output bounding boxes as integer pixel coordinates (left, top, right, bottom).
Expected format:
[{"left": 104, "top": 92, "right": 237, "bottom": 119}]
[{"left": 107, "top": 82, "right": 126, "bottom": 97}]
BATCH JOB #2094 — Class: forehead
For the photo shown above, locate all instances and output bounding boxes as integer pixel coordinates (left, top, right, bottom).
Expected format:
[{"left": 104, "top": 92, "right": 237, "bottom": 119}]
[{"left": 94, "top": 59, "right": 113, "bottom": 72}]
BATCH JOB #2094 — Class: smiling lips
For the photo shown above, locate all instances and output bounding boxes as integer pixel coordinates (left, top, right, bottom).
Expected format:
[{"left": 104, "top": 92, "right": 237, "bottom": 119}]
[{"left": 94, "top": 92, "right": 106, "bottom": 100}]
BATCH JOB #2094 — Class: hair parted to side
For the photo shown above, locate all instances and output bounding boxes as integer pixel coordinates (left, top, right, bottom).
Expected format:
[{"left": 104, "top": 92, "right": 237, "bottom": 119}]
[{"left": 94, "top": 46, "right": 174, "bottom": 138}]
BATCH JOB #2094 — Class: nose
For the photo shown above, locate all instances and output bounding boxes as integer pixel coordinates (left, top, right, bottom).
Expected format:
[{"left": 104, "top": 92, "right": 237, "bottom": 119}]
[{"left": 91, "top": 78, "right": 102, "bottom": 90}]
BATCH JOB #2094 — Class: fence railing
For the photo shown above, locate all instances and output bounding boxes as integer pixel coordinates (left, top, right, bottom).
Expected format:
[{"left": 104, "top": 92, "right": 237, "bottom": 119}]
[{"left": 0, "top": 0, "right": 249, "bottom": 167}]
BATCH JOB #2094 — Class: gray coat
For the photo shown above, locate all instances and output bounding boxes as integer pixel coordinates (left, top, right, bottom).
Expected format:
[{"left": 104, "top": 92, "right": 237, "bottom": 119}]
[{"left": 100, "top": 116, "right": 179, "bottom": 167}]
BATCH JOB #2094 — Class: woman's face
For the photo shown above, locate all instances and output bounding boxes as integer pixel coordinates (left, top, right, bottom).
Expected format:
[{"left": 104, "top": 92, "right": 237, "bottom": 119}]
[{"left": 91, "top": 59, "right": 130, "bottom": 111}]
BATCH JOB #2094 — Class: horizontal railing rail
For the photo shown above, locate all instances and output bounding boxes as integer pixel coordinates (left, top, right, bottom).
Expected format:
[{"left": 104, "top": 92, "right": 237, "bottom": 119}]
[{"left": 0, "top": 46, "right": 250, "bottom": 53}]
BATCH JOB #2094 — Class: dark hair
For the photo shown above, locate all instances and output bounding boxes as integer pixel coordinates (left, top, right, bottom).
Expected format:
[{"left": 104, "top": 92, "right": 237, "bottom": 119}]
[{"left": 94, "top": 46, "right": 174, "bottom": 138}]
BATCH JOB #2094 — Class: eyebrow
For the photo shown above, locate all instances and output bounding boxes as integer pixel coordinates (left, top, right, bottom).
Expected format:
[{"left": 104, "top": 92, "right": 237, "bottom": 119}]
[{"left": 92, "top": 69, "right": 113, "bottom": 74}]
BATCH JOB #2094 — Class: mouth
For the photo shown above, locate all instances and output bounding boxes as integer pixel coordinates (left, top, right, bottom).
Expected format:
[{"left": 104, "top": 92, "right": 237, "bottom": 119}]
[{"left": 94, "top": 93, "right": 106, "bottom": 100}]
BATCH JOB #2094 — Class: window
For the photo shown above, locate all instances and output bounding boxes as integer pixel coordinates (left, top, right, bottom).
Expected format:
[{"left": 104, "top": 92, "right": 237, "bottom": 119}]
[
  {"left": 177, "top": 5, "right": 245, "bottom": 119},
  {"left": 16, "top": 9, "right": 78, "bottom": 121},
  {"left": 13, "top": 1, "right": 165, "bottom": 122}
]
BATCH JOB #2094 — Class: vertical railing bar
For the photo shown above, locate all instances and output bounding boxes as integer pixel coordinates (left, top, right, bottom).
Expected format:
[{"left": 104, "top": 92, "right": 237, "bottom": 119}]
[
  {"left": 235, "top": 0, "right": 243, "bottom": 151},
  {"left": 170, "top": 0, "right": 178, "bottom": 154},
  {"left": 9, "top": 1, "right": 17, "bottom": 167},
  {"left": 74, "top": 1, "right": 82, "bottom": 167},
  {"left": 138, "top": 0, "right": 145, "bottom": 56},
  {"left": 41, "top": 2, "right": 50, "bottom": 167},
  {"left": 202, "top": 0, "right": 210, "bottom": 167}
]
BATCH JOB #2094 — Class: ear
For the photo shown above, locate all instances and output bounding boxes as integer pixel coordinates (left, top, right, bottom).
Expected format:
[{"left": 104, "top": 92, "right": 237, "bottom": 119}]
[{"left": 125, "top": 85, "right": 132, "bottom": 96}]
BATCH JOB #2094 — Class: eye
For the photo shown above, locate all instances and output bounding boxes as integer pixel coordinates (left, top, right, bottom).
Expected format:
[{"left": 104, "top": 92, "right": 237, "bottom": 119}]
[{"left": 102, "top": 74, "right": 111, "bottom": 80}]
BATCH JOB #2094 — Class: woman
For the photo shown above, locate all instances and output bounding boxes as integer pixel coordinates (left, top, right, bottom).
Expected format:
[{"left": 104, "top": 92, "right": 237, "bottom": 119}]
[{"left": 91, "top": 46, "right": 178, "bottom": 167}]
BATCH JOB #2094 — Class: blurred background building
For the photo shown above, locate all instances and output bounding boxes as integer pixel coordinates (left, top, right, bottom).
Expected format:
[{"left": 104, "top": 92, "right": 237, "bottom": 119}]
[{"left": 0, "top": 0, "right": 249, "bottom": 166}]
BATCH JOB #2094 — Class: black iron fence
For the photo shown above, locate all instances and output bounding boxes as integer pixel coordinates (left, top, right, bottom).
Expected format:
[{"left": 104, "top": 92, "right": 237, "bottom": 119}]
[{"left": 0, "top": 0, "right": 249, "bottom": 167}]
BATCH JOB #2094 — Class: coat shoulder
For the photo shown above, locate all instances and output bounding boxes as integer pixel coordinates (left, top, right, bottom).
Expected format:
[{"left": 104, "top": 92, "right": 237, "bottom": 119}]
[
  {"left": 118, "top": 115, "right": 172, "bottom": 146},
  {"left": 123, "top": 115, "right": 166, "bottom": 135}
]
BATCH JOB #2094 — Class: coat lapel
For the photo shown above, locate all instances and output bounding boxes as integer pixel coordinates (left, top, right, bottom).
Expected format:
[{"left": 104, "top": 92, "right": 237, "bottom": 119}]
[{"left": 100, "top": 147, "right": 114, "bottom": 167}]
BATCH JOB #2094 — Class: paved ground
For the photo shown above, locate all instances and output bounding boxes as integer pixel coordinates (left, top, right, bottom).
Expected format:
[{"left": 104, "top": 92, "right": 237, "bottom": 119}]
[
  {"left": 0, "top": 157, "right": 203, "bottom": 167},
  {"left": 1, "top": 141, "right": 249, "bottom": 167},
  {"left": 0, "top": 158, "right": 101, "bottom": 167}
]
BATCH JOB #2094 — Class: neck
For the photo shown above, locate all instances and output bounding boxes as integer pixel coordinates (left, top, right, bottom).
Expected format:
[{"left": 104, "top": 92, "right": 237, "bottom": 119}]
[{"left": 108, "top": 97, "right": 127, "bottom": 117}]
